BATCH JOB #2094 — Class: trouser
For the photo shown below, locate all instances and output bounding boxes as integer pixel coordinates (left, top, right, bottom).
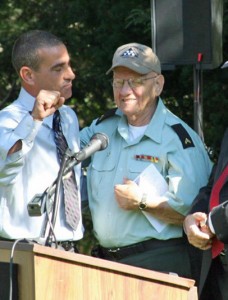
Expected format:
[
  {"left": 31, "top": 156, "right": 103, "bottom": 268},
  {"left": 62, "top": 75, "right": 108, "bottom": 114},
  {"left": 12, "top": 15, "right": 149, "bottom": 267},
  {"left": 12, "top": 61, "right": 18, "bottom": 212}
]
[
  {"left": 200, "top": 254, "right": 228, "bottom": 300},
  {"left": 92, "top": 238, "right": 192, "bottom": 279}
]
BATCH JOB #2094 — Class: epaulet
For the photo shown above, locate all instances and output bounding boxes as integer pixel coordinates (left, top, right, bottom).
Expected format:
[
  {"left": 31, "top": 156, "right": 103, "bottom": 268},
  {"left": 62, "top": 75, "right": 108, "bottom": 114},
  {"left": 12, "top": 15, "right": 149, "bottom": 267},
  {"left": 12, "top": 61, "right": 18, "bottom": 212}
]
[
  {"left": 171, "top": 124, "right": 195, "bottom": 149},
  {"left": 95, "top": 108, "right": 118, "bottom": 125}
]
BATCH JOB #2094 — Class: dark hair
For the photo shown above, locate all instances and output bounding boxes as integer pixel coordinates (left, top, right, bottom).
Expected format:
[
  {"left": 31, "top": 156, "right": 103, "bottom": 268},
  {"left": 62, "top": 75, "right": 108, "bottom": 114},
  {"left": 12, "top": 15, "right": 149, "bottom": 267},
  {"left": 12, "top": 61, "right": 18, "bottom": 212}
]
[{"left": 11, "top": 30, "right": 64, "bottom": 74}]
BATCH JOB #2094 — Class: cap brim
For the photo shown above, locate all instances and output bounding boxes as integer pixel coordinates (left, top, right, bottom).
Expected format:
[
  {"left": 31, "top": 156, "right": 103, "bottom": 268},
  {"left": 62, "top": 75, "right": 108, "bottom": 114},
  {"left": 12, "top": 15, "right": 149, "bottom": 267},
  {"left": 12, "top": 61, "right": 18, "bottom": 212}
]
[
  {"left": 221, "top": 61, "right": 228, "bottom": 69},
  {"left": 106, "top": 63, "right": 151, "bottom": 75}
]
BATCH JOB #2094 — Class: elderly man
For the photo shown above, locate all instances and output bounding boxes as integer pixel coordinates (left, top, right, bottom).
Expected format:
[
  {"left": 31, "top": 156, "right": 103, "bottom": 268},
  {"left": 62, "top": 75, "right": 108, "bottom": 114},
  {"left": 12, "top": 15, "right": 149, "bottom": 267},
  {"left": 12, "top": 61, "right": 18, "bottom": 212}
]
[{"left": 80, "top": 43, "right": 212, "bottom": 279}]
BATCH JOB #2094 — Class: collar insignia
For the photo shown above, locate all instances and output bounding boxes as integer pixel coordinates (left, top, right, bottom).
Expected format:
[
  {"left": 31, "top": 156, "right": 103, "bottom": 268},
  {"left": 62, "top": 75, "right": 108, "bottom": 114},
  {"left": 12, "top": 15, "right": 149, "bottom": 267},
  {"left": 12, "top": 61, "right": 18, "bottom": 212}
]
[{"left": 185, "top": 138, "right": 192, "bottom": 145}]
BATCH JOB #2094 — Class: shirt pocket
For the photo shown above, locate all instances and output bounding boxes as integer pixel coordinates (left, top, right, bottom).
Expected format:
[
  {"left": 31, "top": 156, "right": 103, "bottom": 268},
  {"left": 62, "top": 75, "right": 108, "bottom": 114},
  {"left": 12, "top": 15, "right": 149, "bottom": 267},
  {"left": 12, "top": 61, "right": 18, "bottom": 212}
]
[
  {"left": 88, "top": 155, "right": 116, "bottom": 198},
  {"left": 88, "top": 151, "right": 117, "bottom": 189},
  {"left": 128, "top": 161, "right": 152, "bottom": 180},
  {"left": 90, "top": 150, "right": 116, "bottom": 173}
]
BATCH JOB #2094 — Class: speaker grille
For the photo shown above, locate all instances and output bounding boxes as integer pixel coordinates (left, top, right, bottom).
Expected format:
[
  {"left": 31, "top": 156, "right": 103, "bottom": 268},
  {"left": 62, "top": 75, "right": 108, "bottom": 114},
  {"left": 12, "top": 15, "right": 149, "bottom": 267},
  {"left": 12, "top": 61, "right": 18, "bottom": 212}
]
[{"left": 151, "top": 0, "right": 223, "bottom": 69}]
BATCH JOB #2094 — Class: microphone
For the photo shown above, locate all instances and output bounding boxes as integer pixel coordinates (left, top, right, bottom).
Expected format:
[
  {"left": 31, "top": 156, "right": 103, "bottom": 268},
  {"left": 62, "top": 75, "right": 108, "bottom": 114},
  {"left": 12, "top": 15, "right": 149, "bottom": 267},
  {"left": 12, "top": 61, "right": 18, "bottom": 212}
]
[
  {"left": 74, "top": 132, "right": 109, "bottom": 162},
  {"left": 27, "top": 133, "right": 109, "bottom": 217},
  {"left": 62, "top": 132, "right": 109, "bottom": 177},
  {"left": 63, "top": 133, "right": 109, "bottom": 174}
]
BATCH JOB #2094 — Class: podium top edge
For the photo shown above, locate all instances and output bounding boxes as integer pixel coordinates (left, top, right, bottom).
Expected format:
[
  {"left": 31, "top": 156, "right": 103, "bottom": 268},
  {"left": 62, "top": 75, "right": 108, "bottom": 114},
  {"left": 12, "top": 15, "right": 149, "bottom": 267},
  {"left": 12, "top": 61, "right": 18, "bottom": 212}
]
[{"left": 0, "top": 241, "right": 196, "bottom": 289}]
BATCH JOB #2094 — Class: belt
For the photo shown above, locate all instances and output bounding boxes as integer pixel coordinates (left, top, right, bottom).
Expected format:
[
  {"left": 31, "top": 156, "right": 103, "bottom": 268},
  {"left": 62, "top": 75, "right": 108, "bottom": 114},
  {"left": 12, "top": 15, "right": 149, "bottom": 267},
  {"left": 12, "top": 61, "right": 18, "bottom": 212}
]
[{"left": 98, "top": 238, "right": 185, "bottom": 260}]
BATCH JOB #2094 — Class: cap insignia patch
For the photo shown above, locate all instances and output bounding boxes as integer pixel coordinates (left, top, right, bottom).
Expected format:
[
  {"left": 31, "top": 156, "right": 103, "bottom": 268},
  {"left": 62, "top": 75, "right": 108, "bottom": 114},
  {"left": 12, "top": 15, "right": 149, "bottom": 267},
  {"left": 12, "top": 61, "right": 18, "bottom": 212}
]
[{"left": 121, "top": 47, "right": 138, "bottom": 58}]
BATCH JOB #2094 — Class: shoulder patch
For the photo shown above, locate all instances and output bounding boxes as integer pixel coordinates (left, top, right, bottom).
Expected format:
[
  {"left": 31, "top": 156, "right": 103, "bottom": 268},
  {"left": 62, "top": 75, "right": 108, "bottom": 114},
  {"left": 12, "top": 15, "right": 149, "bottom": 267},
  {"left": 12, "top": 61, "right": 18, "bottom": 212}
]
[
  {"left": 171, "top": 124, "right": 195, "bottom": 149},
  {"left": 96, "top": 107, "right": 118, "bottom": 125}
]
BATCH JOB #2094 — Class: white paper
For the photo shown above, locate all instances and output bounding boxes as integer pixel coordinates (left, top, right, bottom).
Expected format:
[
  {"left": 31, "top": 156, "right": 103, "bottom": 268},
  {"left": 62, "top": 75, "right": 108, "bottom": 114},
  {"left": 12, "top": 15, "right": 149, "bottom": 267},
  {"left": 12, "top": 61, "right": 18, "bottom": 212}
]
[{"left": 134, "top": 164, "right": 168, "bottom": 232}]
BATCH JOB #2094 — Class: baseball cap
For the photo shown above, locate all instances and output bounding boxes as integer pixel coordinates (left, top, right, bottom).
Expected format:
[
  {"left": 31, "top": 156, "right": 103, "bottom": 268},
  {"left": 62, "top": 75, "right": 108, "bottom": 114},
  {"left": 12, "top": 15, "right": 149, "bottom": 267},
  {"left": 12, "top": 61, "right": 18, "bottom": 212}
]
[
  {"left": 106, "top": 43, "right": 161, "bottom": 75},
  {"left": 221, "top": 61, "right": 228, "bottom": 68}
]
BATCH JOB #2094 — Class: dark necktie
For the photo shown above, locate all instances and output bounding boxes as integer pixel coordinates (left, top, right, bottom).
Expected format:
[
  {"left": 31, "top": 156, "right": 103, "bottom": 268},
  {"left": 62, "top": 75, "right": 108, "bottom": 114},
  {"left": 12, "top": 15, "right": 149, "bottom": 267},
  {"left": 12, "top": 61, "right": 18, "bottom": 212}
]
[
  {"left": 52, "top": 110, "right": 80, "bottom": 230},
  {"left": 209, "top": 165, "right": 228, "bottom": 258}
]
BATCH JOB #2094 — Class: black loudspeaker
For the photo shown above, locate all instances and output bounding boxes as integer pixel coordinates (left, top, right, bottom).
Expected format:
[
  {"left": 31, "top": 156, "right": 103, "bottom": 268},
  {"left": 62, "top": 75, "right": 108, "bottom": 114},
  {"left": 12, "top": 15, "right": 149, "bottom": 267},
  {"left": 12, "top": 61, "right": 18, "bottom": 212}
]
[{"left": 151, "top": 0, "right": 223, "bottom": 69}]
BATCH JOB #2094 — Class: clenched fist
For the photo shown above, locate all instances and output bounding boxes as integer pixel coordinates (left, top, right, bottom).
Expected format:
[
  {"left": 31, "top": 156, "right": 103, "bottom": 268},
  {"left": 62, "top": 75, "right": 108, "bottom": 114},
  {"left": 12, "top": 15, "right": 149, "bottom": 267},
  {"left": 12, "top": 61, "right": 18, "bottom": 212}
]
[{"left": 31, "top": 90, "right": 65, "bottom": 121}]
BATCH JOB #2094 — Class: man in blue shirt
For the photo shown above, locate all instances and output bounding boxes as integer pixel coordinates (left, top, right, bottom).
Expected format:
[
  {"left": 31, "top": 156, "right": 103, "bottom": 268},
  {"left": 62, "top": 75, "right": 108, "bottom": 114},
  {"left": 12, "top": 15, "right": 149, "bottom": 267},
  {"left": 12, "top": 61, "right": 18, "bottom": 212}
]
[
  {"left": 80, "top": 43, "right": 212, "bottom": 278},
  {"left": 0, "top": 30, "right": 83, "bottom": 251}
]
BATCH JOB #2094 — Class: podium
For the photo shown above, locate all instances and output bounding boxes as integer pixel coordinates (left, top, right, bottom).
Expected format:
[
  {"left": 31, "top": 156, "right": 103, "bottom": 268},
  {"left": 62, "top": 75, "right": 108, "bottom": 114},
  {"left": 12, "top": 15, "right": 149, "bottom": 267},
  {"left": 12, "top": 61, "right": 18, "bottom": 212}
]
[{"left": 0, "top": 241, "right": 198, "bottom": 300}]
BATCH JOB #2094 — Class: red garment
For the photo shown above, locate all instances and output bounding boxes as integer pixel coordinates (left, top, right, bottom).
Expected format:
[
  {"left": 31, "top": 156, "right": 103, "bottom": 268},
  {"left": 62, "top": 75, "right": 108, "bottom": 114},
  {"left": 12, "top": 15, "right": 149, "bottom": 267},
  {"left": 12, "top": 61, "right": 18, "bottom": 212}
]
[{"left": 209, "top": 165, "right": 228, "bottom": 258}]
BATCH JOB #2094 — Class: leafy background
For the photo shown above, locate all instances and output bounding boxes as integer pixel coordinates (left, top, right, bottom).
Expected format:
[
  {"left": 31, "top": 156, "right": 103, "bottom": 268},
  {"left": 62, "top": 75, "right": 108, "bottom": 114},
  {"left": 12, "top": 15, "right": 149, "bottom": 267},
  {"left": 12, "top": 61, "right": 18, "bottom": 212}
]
[{"left": 0, "top": 0, "right": 227, "bottom": 254}]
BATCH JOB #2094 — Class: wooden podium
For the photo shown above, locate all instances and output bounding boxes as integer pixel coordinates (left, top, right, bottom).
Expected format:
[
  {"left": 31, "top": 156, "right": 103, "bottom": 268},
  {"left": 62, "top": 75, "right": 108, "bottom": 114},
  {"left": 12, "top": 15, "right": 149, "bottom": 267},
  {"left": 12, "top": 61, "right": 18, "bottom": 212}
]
[{"left": 0, "top": 241, "right": 198, "bottom": 300}]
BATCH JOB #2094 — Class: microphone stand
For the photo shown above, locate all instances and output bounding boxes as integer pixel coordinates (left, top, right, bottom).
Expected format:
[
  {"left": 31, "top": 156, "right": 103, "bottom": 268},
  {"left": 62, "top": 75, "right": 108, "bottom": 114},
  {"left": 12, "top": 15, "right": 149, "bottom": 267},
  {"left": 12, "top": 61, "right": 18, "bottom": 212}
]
[
  {"left": 28, "top": 149, "right": 81, "bottom": 247},
  {"left": 45, "top": 149, "right": 72, "bottom": 247}
]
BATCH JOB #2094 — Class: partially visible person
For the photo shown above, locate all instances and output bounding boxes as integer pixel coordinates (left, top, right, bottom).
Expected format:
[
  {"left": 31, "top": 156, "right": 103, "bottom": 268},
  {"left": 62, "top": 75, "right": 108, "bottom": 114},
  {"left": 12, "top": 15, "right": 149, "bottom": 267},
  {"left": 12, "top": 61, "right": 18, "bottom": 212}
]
[
  {"left": 80, "top": 43, "right": 212, "bottom": 280},
  {"left": 184, "top": 124, "right": 228, "bottom": 300},
  {"left": 0, "top": 30, "right": 83, "bottom": 252}
]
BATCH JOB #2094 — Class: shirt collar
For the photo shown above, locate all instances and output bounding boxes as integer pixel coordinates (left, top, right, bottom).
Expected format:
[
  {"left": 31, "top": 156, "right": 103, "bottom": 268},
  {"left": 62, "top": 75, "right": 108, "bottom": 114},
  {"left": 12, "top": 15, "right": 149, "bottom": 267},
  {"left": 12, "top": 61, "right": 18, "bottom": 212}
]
[
  {"left": 17, "top": 87, "right": 35, "bottom": 111},
  {"left": 144, "top": 98, "right": 167, "bottom": 144},
  {"left": 17, "top": 88, "right": 54, "bottom": 129},
  {"left": 117, "top": 98, "right": 167, "bottom": 144}
]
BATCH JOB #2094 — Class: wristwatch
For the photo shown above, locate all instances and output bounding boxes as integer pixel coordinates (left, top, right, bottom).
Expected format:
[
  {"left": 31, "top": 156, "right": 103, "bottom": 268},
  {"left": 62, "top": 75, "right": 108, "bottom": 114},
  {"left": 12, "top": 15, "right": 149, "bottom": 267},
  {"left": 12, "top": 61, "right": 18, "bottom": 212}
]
[{"left": 139, "top": 193, "right": 147, "bottom": 210}]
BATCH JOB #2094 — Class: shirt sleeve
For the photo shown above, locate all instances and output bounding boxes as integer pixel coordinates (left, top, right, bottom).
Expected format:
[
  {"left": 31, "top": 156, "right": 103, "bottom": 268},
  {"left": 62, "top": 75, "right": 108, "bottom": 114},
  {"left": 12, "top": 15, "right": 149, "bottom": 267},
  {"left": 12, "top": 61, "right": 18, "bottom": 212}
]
[
  {"left": 80, "top": 120, "right": 98, "bottom": 148},
  {"left": 0, "top": 112, "right": 42, "bottom": 184},
  {"left": 165, "top": 140, "right": 212, "bottom": 216},
  {"left": 207, "top": 212, "right": 215, "bottom": 234},
  {"left": 190, "top": 164, "right": 216, "bottom": 213},
  {"left": 210, "top": 199, "right": 228, "bottom": 243}
]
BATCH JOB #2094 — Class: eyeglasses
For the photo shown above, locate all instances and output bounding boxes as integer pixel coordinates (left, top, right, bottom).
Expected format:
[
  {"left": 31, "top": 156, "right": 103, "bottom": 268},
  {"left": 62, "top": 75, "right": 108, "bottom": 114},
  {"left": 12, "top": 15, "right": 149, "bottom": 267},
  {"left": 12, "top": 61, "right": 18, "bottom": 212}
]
[{"left": 111, "top": 75, "right": 159, "bottom": 89}]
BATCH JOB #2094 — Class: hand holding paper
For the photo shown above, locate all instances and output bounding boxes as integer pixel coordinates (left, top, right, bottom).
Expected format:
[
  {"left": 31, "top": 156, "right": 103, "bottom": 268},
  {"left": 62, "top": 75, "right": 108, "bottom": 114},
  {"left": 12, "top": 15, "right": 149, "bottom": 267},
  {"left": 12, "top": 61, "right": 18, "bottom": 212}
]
[{"left": 134, "top": 164, "right": 168, "bottom": 232}]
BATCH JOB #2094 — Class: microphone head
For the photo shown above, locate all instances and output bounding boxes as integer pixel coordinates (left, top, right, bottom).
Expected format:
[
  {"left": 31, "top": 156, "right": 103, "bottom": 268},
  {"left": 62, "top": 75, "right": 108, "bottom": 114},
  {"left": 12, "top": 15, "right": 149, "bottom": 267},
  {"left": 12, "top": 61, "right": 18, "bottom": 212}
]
[{"left": 91, "top": 133, "right": 109, "bottom": 150}]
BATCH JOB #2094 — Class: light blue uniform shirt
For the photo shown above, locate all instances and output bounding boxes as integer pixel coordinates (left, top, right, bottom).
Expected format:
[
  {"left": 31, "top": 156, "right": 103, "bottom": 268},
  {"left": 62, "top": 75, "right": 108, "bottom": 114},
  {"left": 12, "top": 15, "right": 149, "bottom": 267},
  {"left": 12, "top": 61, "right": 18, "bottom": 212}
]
[
  {"left": 80, "top": 99, "right": 212, "bottom": 248},
  {"left": 0, "top": 88, "right": 83, "bottom": 241}
]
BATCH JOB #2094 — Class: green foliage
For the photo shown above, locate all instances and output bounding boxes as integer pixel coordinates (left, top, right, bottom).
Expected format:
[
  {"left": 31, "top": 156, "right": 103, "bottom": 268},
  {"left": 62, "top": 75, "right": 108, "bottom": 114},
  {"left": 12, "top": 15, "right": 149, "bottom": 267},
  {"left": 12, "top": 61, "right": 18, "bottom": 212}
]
[
  {"left": 0, "top": 0, "right": 227, "bottom": 253},
  {"left": 0, "top": 0, "right": 227, "bottom": 144}
]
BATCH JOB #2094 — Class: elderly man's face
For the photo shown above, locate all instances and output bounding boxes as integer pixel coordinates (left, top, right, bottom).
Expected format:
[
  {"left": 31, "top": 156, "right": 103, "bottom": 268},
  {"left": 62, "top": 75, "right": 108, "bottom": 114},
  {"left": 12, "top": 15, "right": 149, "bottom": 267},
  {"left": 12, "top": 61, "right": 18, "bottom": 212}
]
[{"left": 113, "top": 66, "right": 164, "bottom": 126}]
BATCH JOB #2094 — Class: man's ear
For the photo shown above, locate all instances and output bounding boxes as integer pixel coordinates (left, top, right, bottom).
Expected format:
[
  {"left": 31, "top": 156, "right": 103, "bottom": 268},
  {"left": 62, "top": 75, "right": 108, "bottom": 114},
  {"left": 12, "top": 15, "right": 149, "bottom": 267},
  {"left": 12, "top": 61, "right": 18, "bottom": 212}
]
[
  {"left": 155, "top": 74, "right": 165, "bottom": 96},
  {"left": 19, "top": 66, "right": 35, "bottom": 85}
]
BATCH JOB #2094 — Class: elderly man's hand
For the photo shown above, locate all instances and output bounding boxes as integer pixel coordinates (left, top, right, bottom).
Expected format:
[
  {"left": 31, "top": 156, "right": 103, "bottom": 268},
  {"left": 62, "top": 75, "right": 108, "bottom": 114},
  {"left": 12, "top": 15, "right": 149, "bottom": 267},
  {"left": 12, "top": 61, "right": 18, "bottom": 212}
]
[{"left": 114, "top": 178, "right": 142, "bottom": 210}]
